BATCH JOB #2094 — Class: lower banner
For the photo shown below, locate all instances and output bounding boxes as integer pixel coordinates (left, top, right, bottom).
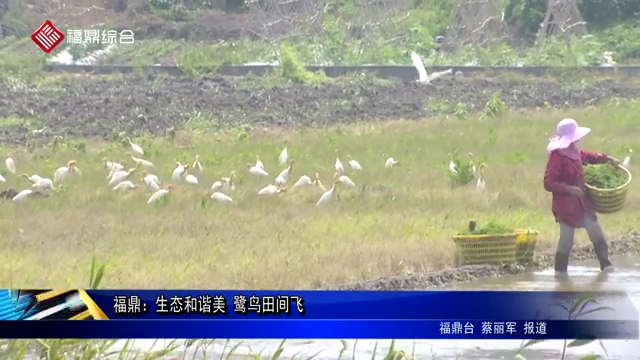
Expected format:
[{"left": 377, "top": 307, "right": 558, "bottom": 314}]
[{"left": 0, "top": 320, "right": 637, "bottom": 339}]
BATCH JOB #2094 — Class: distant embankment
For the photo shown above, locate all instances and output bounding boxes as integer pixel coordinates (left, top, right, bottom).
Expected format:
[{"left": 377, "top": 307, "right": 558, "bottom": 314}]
[{"left": 24, "top": 64, "right": 640, "bottom": 80}]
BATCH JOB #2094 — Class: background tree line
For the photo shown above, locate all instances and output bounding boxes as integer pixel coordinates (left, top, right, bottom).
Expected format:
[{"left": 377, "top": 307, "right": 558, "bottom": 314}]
[{"left": 159, "top": 0, "right": 639, "bottom": 40}]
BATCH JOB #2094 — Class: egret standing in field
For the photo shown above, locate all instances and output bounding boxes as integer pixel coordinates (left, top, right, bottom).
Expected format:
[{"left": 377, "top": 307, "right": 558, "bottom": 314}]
[
  {"left": 476, "top": 163, "right": 486, "bottom": 191},
  {"left": 316, "top": 180, "right": 339, "bottom": 206},
  {"left": 279, "top": 140, "right": 289, "bottom": 166},
  {"left": 5, "top": 157, "right": 16, "bottom": 174},
  {"left": 126, "top": 137, "right": 144, "bottom": 156},
  {"left": 623, "top": 149, "right": 632, "bottom": 168}
]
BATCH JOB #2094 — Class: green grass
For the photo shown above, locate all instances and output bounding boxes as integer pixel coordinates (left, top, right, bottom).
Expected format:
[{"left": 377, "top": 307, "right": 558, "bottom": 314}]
[{"left": 1, "top": 99, "right": 639, "bottom": 290}]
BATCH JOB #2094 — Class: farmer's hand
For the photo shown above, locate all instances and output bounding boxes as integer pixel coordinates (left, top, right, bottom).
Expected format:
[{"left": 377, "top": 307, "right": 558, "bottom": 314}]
[
  {"left": 565, "top": 186, "right": 584, "bottom": 197},
  {"left": 607, "top": 156, "right": 621, "bottom": 167}
]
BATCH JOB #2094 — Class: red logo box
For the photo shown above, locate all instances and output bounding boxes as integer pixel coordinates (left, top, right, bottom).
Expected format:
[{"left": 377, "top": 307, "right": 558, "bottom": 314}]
[{"left": 31, "top": 20, "right": 65, "bottom": 54}]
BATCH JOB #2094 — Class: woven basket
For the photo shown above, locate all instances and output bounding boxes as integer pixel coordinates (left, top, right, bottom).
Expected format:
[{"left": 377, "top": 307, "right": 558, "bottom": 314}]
[
  {"left": 515, "top": 229, "right": 539, "bottom": 265},
  {"left": 585, "top": 165, "right": 632, "bottom": 214},
  {"left": 452, "top": 233, "right": 518, "bottom": 266}
]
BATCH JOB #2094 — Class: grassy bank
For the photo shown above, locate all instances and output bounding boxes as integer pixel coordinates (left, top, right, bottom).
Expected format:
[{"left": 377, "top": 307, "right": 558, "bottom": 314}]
[{"left": 0, "top": 99, "right": 638, "bottom": 289}]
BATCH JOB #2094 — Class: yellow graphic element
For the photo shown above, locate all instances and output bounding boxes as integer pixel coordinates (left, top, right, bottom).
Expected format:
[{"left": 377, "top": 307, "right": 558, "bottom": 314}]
[
  {"left": 35, "top": 290, "right": 72, "bottom": 302},
  {"left": 69, "top": 309, "right": 92, "bottom": 320},
  {"left": 78, "top": 290, "right": 109, "bottom": 320}
]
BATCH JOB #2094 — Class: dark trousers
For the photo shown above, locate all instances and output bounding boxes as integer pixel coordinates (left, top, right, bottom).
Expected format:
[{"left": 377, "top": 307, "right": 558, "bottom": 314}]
[{"left": 555, "top": 212, "right": 612, "bottom": 272}]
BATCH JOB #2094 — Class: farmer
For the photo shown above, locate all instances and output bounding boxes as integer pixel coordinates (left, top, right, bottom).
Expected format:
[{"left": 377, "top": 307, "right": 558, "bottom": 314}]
[{"left": 544, "top": 118, "right": 619, "bottom": 273}]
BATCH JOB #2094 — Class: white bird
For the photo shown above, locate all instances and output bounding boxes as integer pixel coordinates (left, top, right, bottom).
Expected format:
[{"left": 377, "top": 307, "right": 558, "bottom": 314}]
[
  {"left": 206, "top": 191, "right": 233, "bottom": 202},
  {"left": 623, "top": 149, "right": 632, "bottom": 168},
  {"left": 334, "top": 172, "right": 355, "bottom": 187},
  {"left": 4, "top": 157, "right": 16, "bottom": 175},
  {"left": 448, "top": 154, "right": 457, "bottom": 174},
  {"left": 210, "top": 178, "right": 225, "bottom": 193},
  {"left": 258, "top": 184, "right": 286, "bottom": 196},
  {"left": 411, "top": 51, "right": 453, "bottom": 84},
  {"left": 131, "top": 156, "right": 154, "bottom": 168},
  {"left": 172, "top": 162, "right": 189, "bottom": 182},
  {"left": 141, "top": 171, "right": 161, "bottom": 191},
  {"left": 313, "top": 173, "right": 326, "bottom": 192},
  {"left": 316, "top": 180, "right": 339, "bottom": 206},
  {"left": 12, "top": 189, "right": 33, "bottom": 202},
  {"left": 20, "top": 173, "right": 42, "bottom": 184},
  {"left": 212, "top": 172, "right": 236, "bottom": 194},
  {"left": 385, "top": 158, "right": 399, "bottom": 168},
  {"left": 126, "top": 137, "right": 144, "bottom": 156},
  {"left": 109, "top": 168, "right": 136, "bottom": 186},
  {"left": 247, "top": 163, "right": 268, "bottom": 177},
  {"left": 255, "top": 155, "right": 265, "bottom": 170},
  {"left": 185, "top": 174, "right": 198, "bottom": 185},
  {"left": 192, "top": 155, "right": 203, "bottom": 173},
  {"left": 221, "top": 171, "right": 236, "bottom": 193},
  {"left": 278, "top": 140, "right": 289, "bottom": 166},
  {"left": 292, "top": 175, "right": 312, "bottom": 188},
  {"left": 276, "top": 160, "right": 296, "bottom": 185},
  {"left": 113, "top": 181, "right": 137, "bottom": 191},
  {"left": 102, "top": 158, "right": 114, "bottom": 171},
  {"left": 148, "top": 185, "right": 173, "bottom": 204},
  {"left": 0, "top": 174, "right": 5, "bottom": 182},
  {"left": 32, "top": 178, "right": 54, "bottom": 192},
  {"left": 334, "top": 150, "right": 344, "bottom": 173},
  {"left": 54, "top": 160, "right": 79, "bottom": 183},
  {"left": 5, "top": 157, "right": 16, "bottom": 174},
  {"left": 107, "top": 161, "right": 126, "bottom": 180},
  {"left": 477, "top": 163, "right": 486, "bottom": 191},
  {"left": 468, "top": 152, "right": 476, "bottom": 174},
  {"left": 347, "top": 155, "right": 362, "bottom": 171}
]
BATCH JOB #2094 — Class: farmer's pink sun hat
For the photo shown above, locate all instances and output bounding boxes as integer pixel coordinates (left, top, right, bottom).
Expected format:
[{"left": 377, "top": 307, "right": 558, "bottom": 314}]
[{"left": 547, "top": 118, "right": 591, "bottom": 154}]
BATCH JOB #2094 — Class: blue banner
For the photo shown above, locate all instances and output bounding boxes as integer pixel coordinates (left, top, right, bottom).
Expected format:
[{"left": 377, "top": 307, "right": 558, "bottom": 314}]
[
  {"left": 0, "top": 290, "right": 637, "bottom": 339},
  {"left": 87, "top": 290, "right": 637, "bottom": 320},
  {"left": 0, "top": 320, "right": 637, "bottom": 339}
]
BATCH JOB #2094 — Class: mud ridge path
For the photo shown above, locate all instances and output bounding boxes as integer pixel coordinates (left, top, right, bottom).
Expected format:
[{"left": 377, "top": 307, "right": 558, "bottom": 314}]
[
  {"left": 339, "top": 233, "right": 640, "bottom": 290},
  {"left": 0, "top": 76, "right": 638, "bottom": 146}
]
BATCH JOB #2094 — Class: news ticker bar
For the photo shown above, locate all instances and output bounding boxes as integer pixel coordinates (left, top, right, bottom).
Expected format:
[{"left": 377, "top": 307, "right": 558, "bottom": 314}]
[
  {"left": 0, "top": 320, "right": 637, "bottom": 339},
  {"left": 2, "top": 290, "right": 638, "bottom": 322}
]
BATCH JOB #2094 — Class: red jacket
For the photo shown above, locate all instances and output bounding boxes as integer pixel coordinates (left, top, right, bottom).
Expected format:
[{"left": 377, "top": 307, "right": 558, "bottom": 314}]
[{"left": 543, "top": 149, "right": 609, "bottom": 228}]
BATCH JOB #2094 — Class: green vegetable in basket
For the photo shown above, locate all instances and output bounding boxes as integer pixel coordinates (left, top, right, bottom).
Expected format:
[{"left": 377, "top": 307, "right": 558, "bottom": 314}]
[
  {"left": 584, "top": 164, "right": 627, "bottom": 189},
  {"left": 458, "top": 221, "right": 513, "bottom": 235}
]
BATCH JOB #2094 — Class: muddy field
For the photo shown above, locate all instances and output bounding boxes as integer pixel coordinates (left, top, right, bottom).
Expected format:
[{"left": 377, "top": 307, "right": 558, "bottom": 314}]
[{"left": 0, "top": 75, "right": 639, "bottom": 146}]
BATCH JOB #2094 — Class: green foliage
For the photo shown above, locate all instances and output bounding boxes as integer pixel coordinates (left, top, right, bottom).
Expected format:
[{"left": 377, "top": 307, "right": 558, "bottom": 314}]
[
  {"left": 506, "top": 0, "right": 639, "bottom": 40},
  {"left": 448, "top": 154, "right": 476, "bottom": 187},
  {"left": 598, "top": 24, "right": 640, "bottom": 61},
  {"left": 278, "top": 42, "right": 327, "bottom": 84},
  {"left": 458, "top": 221, "right": 514, "bottom": 235},
  {"left": 518, "top": 293, "right": 611, "bottom": 360},
  {"left": 89, "top": 256, "right": 106, "bottom": 289},
  {"left": 584, "top": 164, "right": 627, "bottom": 189},
  {"left": 481, "top": 91, "right": 508, "bottom": 119}
]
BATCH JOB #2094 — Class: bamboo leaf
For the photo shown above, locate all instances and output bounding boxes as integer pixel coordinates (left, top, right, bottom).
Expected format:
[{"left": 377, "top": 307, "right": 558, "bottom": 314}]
[
  {"left": 521, "top": 339, "right": 546, "bottom": 349},
  {"left": 598, "top": 339, "right": 609, "bottom": 356},
  {"left": 270, "top": 339, "right": 287, "bottom": 360},
  {"left": 578, "top": 355, "right": 601, "bottom": 360},
  {"left": 89, "top": 256, "right": 97, "bottom": 288},
  {"left": 371, "top": 341, "right": 378, "bottom": 360},
  {"left": 575, "top": 306, "right": 614, "bottom": 318},
  {"left": 569, "top": 293, "right": 596, "bottom": 316},
  {"left": 91, "top": 263, "right": 106, "bottom": 290},
  {"left": 567, "top": 338, "right": 596, "bottom": 347}
]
